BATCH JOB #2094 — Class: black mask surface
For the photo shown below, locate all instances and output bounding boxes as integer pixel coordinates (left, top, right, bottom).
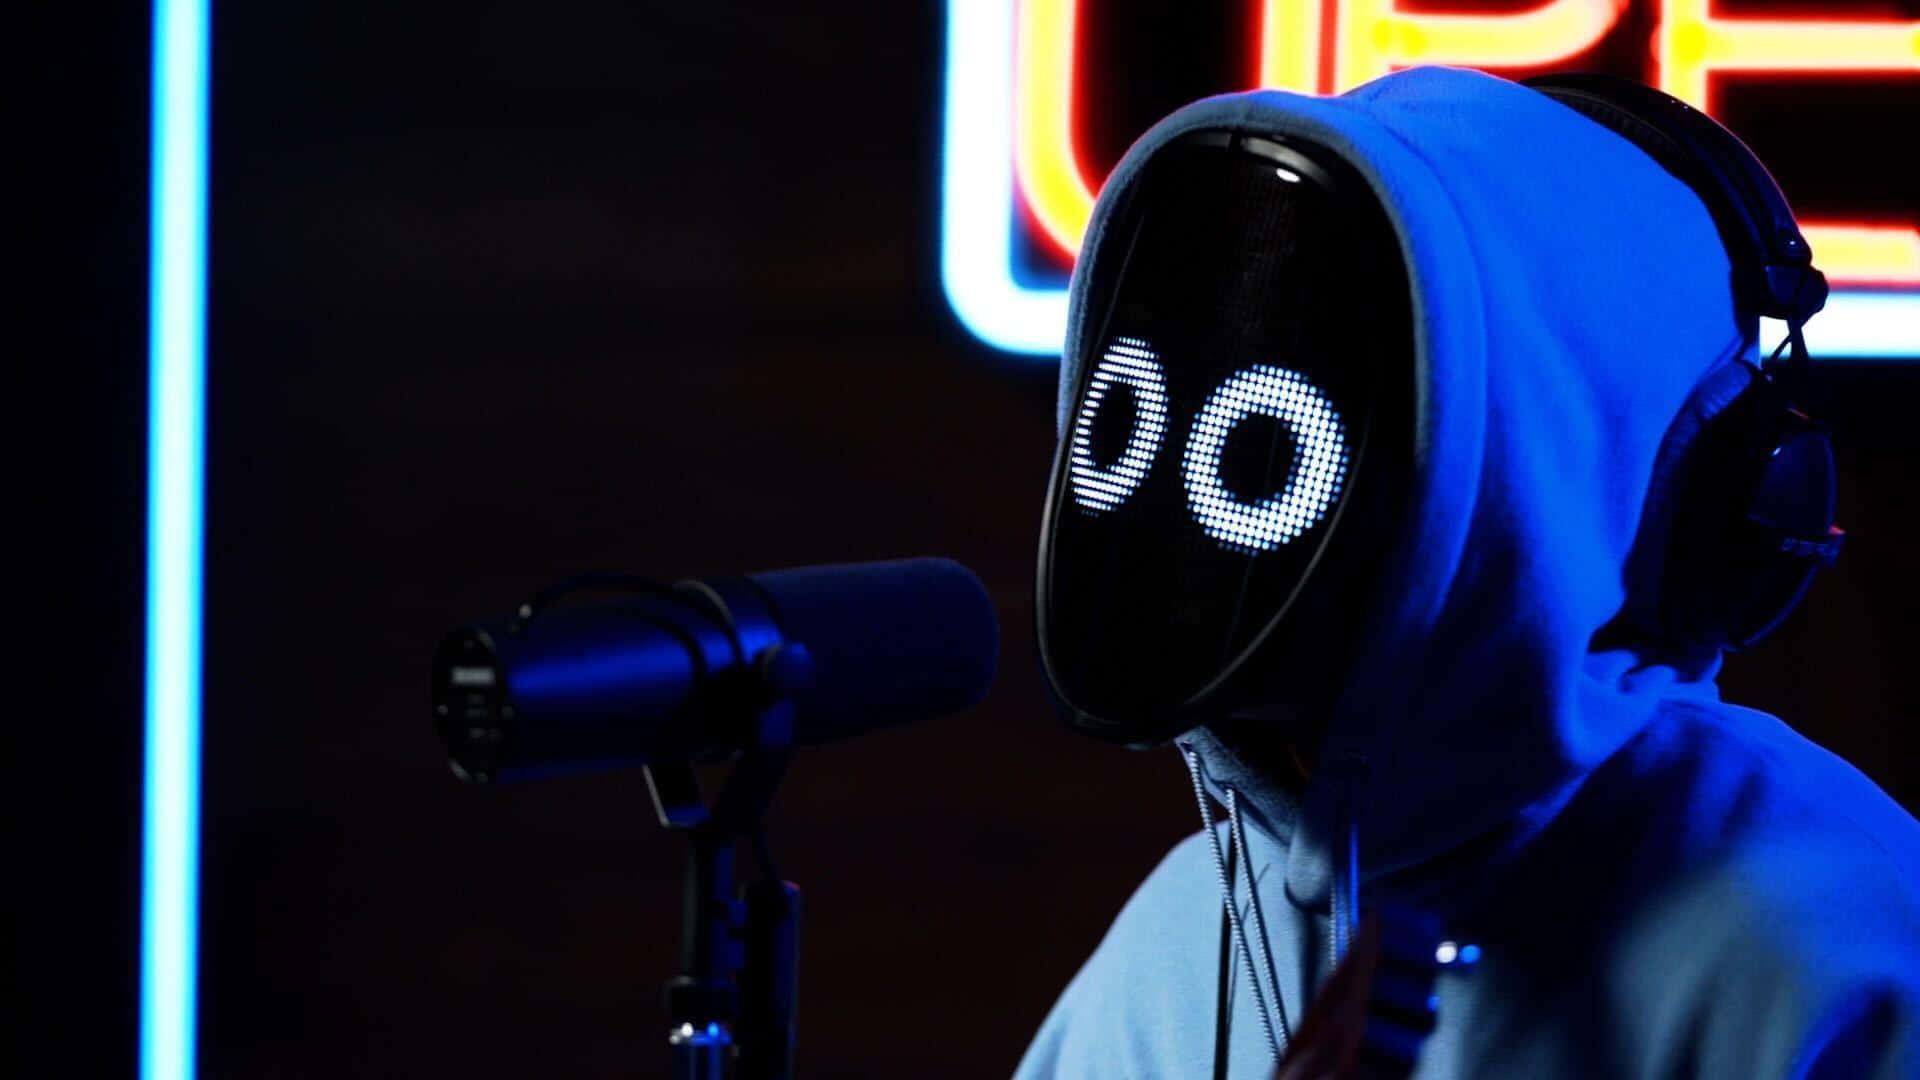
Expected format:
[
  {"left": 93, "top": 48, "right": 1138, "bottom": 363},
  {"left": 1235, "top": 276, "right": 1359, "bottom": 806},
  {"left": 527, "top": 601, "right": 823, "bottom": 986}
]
[{"left": 1037, "top": 131, "right": 1415, "bottom": 745}]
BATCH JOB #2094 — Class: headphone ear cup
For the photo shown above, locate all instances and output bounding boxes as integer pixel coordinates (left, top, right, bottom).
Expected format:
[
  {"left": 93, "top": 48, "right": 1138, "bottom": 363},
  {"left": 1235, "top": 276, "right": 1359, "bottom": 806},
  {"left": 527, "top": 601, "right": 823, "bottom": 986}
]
[
  {"left": 1722, "top": 419, "right": 1839, "bottom": 648},
  {"left": 1656, "top": 380, "right": 1761, "bottom": 648},
  {"left": 1659, "top": 378, "right": 1840, "bottom": 650},
  {"left": 1522, "top": 73, "right": 1842, "bottom": 650}
]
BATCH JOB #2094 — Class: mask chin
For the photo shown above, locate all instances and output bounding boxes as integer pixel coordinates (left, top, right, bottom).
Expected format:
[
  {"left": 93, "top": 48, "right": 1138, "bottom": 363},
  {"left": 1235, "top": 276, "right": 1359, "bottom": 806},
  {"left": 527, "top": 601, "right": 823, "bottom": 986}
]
[
  {"left": 1202, "top": 558, "right": 1384, "bottom": 773},
  {"left": 1209, "top": 705, "right": 1319, "bottom": 785}
]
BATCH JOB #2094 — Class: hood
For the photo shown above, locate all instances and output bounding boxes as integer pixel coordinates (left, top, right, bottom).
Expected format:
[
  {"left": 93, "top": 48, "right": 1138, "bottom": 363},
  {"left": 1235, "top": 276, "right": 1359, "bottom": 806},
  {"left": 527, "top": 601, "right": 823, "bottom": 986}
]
[{"left": 1056, "top": 67, "right": 1755, "bottom": 911}]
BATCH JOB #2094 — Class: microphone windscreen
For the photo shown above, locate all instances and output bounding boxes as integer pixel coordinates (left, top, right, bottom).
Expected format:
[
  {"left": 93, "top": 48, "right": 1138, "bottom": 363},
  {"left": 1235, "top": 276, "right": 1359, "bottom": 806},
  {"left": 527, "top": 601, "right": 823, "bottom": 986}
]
[{"left": 748, "top": 557, "right": 999, "bottom": 746}]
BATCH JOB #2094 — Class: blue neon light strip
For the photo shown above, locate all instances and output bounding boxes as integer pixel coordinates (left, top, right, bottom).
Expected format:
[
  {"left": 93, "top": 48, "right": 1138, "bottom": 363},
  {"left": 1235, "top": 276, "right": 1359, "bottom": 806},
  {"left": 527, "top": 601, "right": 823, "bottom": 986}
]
[
  {"left": 142, "top": 0, "right": 208, "bottom": 1075},
  {"left": 940, "top": 0, "right": 1067, "bottom": 356},
  {"left": 1765, "top": 296, "right": 1920, "bottom": 360},
  {"left": 939, "top": 0, "right": 1920, "bottom": 359}
]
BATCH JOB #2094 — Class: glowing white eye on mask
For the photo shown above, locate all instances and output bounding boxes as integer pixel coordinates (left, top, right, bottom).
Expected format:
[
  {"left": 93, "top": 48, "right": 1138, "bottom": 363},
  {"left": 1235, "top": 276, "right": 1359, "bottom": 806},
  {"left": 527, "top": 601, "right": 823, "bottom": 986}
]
[
  {"left": 1183, "top": 365, "right": 1349, "bottom": 552},
  {"left": 1069, "top": 338, "right": 1171, "bottom": 513}
]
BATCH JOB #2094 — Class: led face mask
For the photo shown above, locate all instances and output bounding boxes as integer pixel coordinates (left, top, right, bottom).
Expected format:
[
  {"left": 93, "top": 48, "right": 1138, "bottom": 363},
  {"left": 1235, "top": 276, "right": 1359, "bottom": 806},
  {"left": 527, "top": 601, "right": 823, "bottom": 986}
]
[{"left": 1036, "top": 131, "right": 1414, "bottom": 745}]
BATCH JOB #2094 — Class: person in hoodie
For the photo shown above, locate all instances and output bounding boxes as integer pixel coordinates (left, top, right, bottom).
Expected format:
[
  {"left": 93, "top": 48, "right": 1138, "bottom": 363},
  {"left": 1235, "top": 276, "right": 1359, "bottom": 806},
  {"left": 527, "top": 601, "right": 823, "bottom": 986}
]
[{"left": 1018, "top": 67, "right": 1920, "bottom": 1078}]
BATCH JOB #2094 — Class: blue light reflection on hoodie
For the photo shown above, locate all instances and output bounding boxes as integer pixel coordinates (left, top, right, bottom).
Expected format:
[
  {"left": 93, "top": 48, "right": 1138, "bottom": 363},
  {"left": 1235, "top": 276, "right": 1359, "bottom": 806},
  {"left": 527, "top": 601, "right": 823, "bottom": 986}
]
[{"left": 1016, "top": 67, "right": 1920, "bottom": 1079}]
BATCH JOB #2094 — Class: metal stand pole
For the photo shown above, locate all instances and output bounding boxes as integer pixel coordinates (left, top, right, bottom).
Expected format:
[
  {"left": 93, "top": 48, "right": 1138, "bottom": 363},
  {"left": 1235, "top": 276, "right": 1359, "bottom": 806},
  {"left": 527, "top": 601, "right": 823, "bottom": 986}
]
[
  {"left": 738, "top": 879, "right": 801, "bottom": 1080},
  {"left": 663, "top": 825, "right": 740, "bottom": 1080},
  {"left": 648, "top": 642, "right": 810, "bottom": 1080}
]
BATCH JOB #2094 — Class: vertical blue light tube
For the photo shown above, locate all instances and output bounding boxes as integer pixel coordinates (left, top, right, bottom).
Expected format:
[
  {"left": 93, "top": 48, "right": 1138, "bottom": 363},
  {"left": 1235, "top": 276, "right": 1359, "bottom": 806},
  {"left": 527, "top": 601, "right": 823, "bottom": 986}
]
[{"left": 142, "top": 0, "right": 208, "bottom": 1076}]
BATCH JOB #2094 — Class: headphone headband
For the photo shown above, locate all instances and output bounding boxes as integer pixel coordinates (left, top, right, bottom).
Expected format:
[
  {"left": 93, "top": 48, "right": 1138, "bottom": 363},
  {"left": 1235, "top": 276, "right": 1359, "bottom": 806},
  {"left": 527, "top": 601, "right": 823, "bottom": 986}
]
[
  {"left": 1523, "top": 72, "right": 1843, "bottom": 650},
  {"left": 1523, "top": 73, "right": 1829, "bottom": 327}
]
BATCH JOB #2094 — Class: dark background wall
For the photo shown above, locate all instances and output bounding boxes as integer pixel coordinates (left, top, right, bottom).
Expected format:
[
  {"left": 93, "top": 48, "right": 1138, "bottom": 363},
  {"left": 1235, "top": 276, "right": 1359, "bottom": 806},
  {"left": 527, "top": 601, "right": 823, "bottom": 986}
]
[
  {"left": 56, "top": 2, "right": 1915, "bottom": 1077},
  {"left": 196, "top": 5, "right": 1195, "bottom": 1075}
]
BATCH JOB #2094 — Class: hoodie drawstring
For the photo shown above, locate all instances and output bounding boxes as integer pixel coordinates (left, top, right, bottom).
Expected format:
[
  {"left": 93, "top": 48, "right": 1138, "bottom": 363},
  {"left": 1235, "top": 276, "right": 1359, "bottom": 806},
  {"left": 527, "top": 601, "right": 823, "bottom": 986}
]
[
  {"left": 1228, "top": 787, "right": 1290, "bottom": 1046},
  {"left": 1181, "top": 744, "right": 1290, "bottom": 1067}
]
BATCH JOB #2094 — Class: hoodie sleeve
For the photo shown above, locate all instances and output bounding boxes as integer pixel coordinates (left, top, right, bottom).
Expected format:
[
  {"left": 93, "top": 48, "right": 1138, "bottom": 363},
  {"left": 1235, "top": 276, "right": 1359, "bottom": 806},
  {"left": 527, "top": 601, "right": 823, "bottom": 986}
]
[
  {"left": 1698, "top": 970, "right": 1920, "bottom": 1080},
  {"left": 1713, "top": 957, "right": 1920, "bottom": 1080},
  {"left": 1800, "top": 989, "right": 1917, "bottom": 1080},
  {"left": 1609, "top": 823, "right": 1920, "bottom": 1080},
  {"left": 1012, "top": 828, "right": 1268, "bottom": 1079},
  {"left": 1010, "top": 968, "right": 1077, "bottom": 1079}
]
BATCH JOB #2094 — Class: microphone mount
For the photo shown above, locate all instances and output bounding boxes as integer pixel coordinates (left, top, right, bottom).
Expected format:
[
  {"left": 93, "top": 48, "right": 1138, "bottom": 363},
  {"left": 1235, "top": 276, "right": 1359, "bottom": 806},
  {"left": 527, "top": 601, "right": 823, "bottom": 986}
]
[
  {"left": 648, "top": 636, "right": 811, "bottom": 1080},
  {"left": 433, "top": 556, "right": 998, "bottom": 1077},
  {"left": 498, "top": 573, "right": 814, "bottom": 1080}
]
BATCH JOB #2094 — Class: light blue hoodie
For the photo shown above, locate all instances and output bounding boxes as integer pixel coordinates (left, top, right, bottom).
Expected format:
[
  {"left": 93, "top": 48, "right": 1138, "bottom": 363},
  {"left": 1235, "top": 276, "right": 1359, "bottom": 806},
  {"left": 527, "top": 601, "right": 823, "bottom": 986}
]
[{"left": 1017, "top": 67, "right": 1920, "bottom": 1078}]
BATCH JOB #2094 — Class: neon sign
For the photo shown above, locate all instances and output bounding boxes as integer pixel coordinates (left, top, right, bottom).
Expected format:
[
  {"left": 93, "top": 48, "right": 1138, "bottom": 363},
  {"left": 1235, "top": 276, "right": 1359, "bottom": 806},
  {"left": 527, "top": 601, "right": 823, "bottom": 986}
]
[
  {"left": 942, "top": 0, "right": 1920, "bottom": 357},
  {"left": 143, "top": 0, "right": 208, "bottom": 1077}
]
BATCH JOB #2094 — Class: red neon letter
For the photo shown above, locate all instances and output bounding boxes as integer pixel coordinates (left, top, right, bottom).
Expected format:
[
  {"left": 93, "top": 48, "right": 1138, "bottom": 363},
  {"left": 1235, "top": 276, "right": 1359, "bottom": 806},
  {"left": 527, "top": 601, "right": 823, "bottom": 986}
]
[
  {"left": 1021, "top": 0, "right": 1918, "bottom": 283},
  {"left": 1015, "top": 0, "right": 1093, "bottom": 256}
]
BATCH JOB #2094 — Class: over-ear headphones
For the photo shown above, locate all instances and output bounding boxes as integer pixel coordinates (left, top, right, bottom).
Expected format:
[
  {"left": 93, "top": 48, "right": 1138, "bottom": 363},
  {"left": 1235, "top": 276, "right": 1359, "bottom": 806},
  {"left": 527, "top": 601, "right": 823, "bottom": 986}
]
[{"left": 1524, "top": 72, "right": 1845, "bottom": 650}]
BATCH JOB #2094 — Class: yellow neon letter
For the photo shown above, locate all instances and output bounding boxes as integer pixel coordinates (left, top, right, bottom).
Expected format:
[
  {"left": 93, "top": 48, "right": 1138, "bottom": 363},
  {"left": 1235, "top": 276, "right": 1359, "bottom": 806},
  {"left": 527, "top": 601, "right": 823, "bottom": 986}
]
[
  {"left": 1330, "top": 0, "right": 1627, "bottom": 93},
  {"left": 1018, "top": 0, "right": 1327, "bottom": 257},
  {"left": 1658, "top": 0, "right": 1920, "bottom": 284},
  {"left": 1256, "top": 0, "right": 1322, "bottom": 94},
  {"left": 1015, "top": 0, "right": 1095, "bottom": 256},
  {"left": 1022, "top": 0, "right": 1918, "bottom": 283},
  {"left": 1657, "top": 0, "right": 1919, "bottom": 110},
  {"left": 1797, "top": 226, "right": 1920, "bottom": 287}
]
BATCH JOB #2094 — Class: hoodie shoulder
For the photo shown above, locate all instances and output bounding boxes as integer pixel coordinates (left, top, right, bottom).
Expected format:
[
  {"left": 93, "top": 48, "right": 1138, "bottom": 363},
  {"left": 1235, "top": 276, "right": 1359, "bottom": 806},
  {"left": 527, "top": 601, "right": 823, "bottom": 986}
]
[
  {"left": 1609, "top": 810, "right": 1920, "bottom": 1079},
  {"left": 1560, "top": 699, "right": 1920, "bottom": 1077},
  {"left": 1585, "top": 697, "right": 1920, "bottom": 960},
  {"left": 1652, "top": 698, "right": 1920, "bottom": 870},
  {"left": 1013, "top": 829, "right": 1234, "bottom": 1079}
]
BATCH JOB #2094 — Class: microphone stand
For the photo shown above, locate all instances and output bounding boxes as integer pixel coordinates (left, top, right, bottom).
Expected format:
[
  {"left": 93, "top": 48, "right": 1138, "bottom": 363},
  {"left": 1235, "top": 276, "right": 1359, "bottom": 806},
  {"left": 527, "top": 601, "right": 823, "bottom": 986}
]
[{"left": 646, "top": 643, "right": 810, "bottom": 1080}]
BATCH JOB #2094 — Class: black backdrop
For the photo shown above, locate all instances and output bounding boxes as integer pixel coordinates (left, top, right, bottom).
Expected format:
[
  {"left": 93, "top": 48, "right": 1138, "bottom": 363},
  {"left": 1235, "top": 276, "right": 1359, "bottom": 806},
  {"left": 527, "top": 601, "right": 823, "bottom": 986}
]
[
  {"left": 54, "top": 3, "right": 1916, "bottom": 1077},
  {"left": 197, "top": 5, "right": 1194, "bottom": 1075}
]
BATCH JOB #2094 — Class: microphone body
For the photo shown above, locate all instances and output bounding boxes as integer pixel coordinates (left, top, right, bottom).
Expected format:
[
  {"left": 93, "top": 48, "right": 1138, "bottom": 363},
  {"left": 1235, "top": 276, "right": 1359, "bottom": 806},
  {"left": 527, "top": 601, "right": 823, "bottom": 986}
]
[{"left": 433, "top": 558, "right": 997, "bottom": 782}]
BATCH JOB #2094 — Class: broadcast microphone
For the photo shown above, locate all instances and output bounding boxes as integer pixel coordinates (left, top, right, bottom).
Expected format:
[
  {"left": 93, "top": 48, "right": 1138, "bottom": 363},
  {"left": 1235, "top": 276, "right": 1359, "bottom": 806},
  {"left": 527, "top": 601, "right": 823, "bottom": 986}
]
[{"left": 433, "top": 557, "right": 998, "bottom": 783}]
